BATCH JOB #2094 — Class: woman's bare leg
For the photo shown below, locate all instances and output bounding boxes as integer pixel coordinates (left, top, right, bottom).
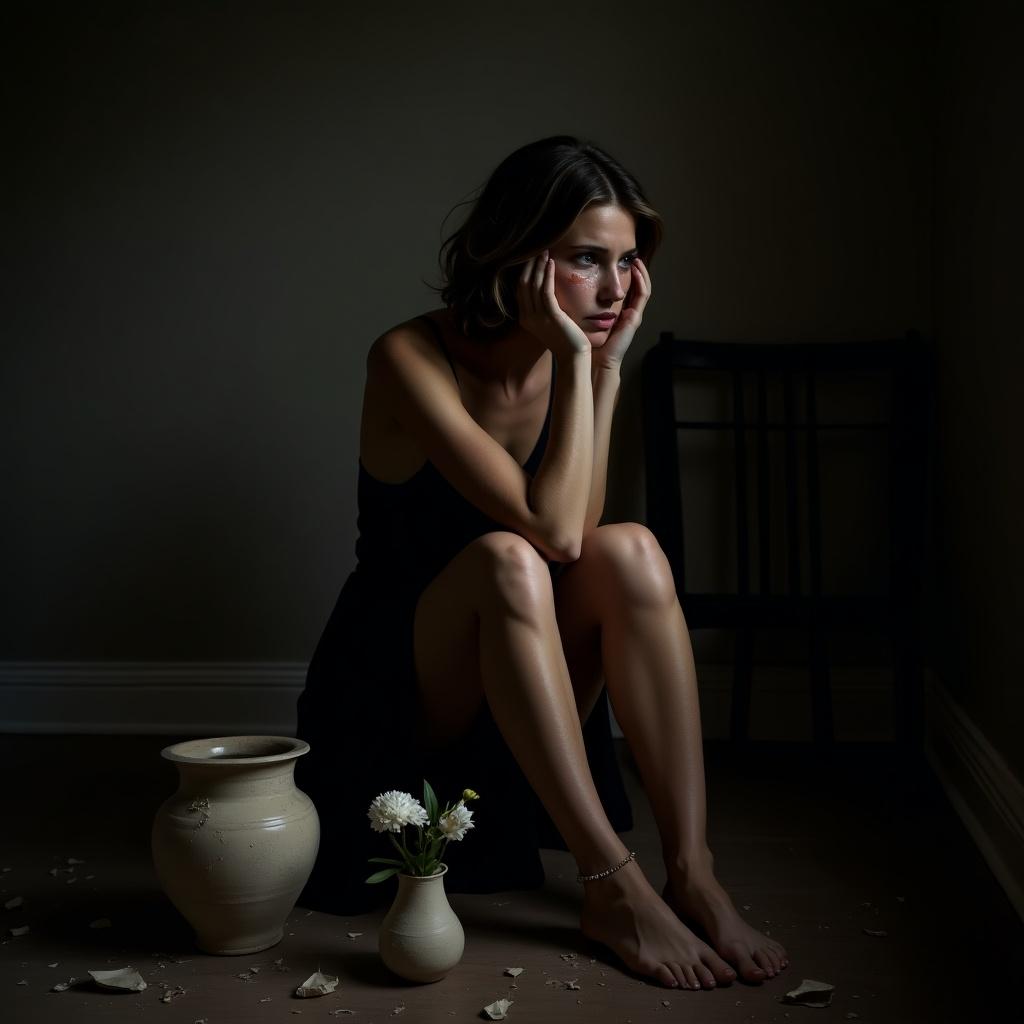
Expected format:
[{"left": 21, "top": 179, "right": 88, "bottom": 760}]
[
  {"left": 413, "top": 531, "right": 737, "bottom": 991},
  {"left": 552, "top": 523, "right": 789, "bottom": 983}
]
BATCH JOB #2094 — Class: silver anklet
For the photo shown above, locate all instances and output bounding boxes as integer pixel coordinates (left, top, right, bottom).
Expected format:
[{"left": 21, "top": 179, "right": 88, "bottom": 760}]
[{"left": 577, "top": 850, "right": 637, "bottom": 883}]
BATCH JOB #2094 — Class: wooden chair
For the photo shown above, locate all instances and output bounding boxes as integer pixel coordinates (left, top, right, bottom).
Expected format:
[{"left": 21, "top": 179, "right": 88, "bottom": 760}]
[{"left": 641, "top": 331, "right": 934, "bottom": 746}]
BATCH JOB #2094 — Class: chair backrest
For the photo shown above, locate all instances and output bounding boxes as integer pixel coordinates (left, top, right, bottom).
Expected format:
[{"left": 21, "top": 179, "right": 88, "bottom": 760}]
[{"left": 641, "top": 332, "right": 933, "bottom": 609}]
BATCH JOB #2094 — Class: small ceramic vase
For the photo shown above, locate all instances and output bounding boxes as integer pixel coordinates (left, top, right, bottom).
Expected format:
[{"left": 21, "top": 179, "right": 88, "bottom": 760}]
[
  {"left": 378, "top": 864, "right": 464, "bottom": 982},
  {"left": 151, "top": 735, "right": 319, "bottom": 955}
]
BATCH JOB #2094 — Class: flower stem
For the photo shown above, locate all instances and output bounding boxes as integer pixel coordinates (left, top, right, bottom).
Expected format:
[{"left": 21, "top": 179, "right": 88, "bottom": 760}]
[{"left": 388, "top": 832, "right": 412, "bottom": 873}]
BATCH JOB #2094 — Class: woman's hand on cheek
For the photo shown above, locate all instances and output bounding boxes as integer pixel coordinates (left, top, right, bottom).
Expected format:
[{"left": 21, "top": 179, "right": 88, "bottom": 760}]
[
  {"left": 596, "top": 258, "right": 652, "bottom": 370},
  {"left": 517, "top": 252, "right": 592, "bottom": 360}
]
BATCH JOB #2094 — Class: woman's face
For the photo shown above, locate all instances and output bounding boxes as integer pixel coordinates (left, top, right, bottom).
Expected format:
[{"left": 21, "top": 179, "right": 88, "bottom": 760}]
[{"left": 549, "top": 203, "right": 638, "bottom": 346}]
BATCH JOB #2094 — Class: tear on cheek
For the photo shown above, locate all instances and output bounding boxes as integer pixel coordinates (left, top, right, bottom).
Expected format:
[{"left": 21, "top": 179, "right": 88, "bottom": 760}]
[{"left": 567, "top": 272, "right": 597, "bottom": 289}]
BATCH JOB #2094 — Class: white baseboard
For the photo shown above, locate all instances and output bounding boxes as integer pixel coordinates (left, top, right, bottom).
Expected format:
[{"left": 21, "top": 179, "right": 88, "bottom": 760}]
[
  {"left": 924, "top": 672, "right": 1024, "bottom": 922},
  {"left": 2, "top": 660, "right": 896, "bottom": 740},
  {"left": 0, "top": 662, "right": 307, "bottom": 736}
]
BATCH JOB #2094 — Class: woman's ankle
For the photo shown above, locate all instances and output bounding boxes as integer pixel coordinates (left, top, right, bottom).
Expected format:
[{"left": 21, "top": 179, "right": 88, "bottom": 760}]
[
  {"left": 664, "top": 843, "right": 715, "bottom": 881},
  {"left": 581, "top": 855, "right": 650, "bottom": 900}
]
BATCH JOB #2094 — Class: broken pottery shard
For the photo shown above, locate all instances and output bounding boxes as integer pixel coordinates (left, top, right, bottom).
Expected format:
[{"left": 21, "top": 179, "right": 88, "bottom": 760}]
[
  {"left": 9, "top": 925, "right": 29, "bottom": 937},
  {"left": 52, "top": 978, "right": 76, "bottom": 992},
  {"left": 482, "top": 997, "right": 513, "bottom": 1020},
  {"left": 160, "top": 985, "right": 186, "bottom": 1002},
  {"left": 347, "top": 932, "right": 363, "bottom": 939},
  {"left": 782, "top": 978, "right": 835, "bottom": 1008},
  {"left": 503, "top": 968, "right": 524, "bottom": 977},
  {"left": 5, "top": 896, "right": 24, "bottom": 909},
  {"left": 47, "top": 962, "right": 59, "bottom": 968},
  {"left": 862, "top": 928, "right": 888, "bottom": 937},
  {"left": 17, "top": 979, "right": 28, "bottom": 985},
  {"left": 89, "top": 968, "right": 148, "bottom": 993},
  {"left": 295, "top": 971, "right": 339, "bottom": 998},
  {"left": 89, "top": 918, "right": 113, "bottom": 929}
]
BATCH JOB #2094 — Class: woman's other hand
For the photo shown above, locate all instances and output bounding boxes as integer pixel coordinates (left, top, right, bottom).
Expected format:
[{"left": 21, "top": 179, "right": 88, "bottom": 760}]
[
  {"left": 517, "top": 251, "right": 592, "bottom": 360},
  {"left": 596, "top": 257, "right": 652, "bottom": 371}
]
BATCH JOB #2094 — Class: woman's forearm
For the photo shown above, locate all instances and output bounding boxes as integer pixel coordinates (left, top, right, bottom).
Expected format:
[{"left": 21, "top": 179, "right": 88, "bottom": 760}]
[
  {"left": 527, "top": 349, "right": 594, "bottom": 559},
  {"left": 583, "top": 362, "right": 621, "bottom": 534}
]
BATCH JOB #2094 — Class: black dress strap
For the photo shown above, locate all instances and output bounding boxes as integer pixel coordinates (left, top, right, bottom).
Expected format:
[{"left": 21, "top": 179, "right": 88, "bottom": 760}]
[{"left": 416, "top": 315, "right": 459, "bottom": 387}]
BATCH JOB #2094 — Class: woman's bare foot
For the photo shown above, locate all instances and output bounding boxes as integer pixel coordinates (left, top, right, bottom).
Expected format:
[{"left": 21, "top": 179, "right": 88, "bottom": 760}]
[
  {"left": 579, "top": 859, "right": 738, "bottom": 990},
  {"left": 661, "top": 863, "right": 789, "bottom": 983}
]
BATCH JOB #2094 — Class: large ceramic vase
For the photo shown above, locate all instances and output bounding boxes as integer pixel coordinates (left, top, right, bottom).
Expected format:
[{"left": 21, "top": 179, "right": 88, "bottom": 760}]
[
  {"left": 151, "top": 735, "right": 319, "bottom": 955},
  {"left": 378, "top": 864, "right": 464, "bottom": 983}
]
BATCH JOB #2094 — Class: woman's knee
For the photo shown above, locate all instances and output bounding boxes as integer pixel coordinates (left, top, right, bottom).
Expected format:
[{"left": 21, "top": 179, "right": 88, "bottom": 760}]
[
  {"left": 580, "top": 523, "right": 677, "bottom": 607},
  {"left": 468, "top": 531, "right": 554, "bottom": 615}
]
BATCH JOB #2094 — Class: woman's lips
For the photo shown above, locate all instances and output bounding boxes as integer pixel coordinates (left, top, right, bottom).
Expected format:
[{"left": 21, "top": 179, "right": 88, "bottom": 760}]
[{"left": 586, "top": 314, "right": 617, "bottom": 328}]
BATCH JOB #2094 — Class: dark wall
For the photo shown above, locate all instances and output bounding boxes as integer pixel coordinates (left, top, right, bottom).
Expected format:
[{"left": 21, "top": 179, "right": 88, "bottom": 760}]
[
  {"left": 929, "top": 0, "right": 1024, "bottom": 776},
  {"left": 3, "top": 2, "right": 933, "bottom": 668}
]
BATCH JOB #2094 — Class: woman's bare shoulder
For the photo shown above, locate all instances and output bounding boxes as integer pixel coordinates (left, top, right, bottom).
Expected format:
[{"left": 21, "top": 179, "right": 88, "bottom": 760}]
[
  {"left": 369, "top": 309, "right": 448, "bottom": 363},
  {"left": 360, "top": 311, "right": 460, "bottom": 481}
]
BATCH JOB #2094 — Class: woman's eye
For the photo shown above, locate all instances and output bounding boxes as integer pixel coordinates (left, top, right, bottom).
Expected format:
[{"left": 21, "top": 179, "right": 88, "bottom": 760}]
[{"left": 571, "top": 252, "right": 638, "bottom": 269}]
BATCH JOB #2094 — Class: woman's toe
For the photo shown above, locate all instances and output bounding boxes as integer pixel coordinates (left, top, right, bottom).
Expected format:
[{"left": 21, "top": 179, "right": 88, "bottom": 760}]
[
  {"left": 653, "top": 962, "right": 679, "bottom": 988},
  {"left": 752, "top": 948, "right": 775, "bottom": 977},
  {"left": 682, "top": 963, "right": 702, "bottom": 990},
  {"left": 733, "top": 949, "right": 767, "bottom": 983},
  {"left": 663, "top": 962, "right": 685, "bottom": 989},
  {"left": 694, "top": 963, "right": 716, "bottom": 989},
  {"left": 704, "top": 953, "right": 737, "bottom": 985}
]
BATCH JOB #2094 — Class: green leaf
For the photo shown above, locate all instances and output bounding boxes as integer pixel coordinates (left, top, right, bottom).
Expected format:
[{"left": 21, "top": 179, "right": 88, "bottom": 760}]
[
  {"left": 365, "top": 867, "right": 400, "bottom": 884},
  {"left": 423, "top": 778, "right": 439, "bottom": 824},
  {"left": 367, "top": 857, "right": 405, "bottom": 867}
]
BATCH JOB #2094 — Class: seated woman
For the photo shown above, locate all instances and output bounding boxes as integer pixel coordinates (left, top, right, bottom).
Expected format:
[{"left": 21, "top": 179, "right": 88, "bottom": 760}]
[{"left": 294, "top": 135, "right": 789, "bottom": 991}]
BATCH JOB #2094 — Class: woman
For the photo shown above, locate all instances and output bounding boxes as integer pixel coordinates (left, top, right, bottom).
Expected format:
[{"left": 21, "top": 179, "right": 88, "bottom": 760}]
[{"left": 295, "top": 136, "right": 789, "bottom": 991}]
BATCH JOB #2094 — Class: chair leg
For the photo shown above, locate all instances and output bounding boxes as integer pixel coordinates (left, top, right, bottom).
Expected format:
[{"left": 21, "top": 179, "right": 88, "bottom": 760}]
[
  {"left": 730, "top": 627, "right": 755, "bottom": 742},
  {"left": 808, "top": 624, "right": 834, "bottom": 745}
]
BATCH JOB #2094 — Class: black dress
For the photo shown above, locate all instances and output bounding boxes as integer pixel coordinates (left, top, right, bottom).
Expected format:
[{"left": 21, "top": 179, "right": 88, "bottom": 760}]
[{"left": 294, "top": 315, "right": 633, "bottom": 915}]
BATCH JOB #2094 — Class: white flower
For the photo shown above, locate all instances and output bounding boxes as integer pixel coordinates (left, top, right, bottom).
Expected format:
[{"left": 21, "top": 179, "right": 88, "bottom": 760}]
[
  {"left": 437, "top": 801, "right": 475, "bottom": 841},
  {"left": 367, "top": 791, "right": 429, "bottom": 833}
]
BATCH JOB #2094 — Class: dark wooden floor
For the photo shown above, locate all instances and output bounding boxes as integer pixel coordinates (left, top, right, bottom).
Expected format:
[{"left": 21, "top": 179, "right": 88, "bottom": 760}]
[{"left": 1, "top": 735, "right": 1021, "bottom": 1023}]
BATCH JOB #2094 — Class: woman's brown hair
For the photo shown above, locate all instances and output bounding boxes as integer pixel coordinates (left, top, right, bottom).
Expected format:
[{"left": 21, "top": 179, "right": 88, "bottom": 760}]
[{"left": 435, "top": 136, "right": 663, "bottom": 341}]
